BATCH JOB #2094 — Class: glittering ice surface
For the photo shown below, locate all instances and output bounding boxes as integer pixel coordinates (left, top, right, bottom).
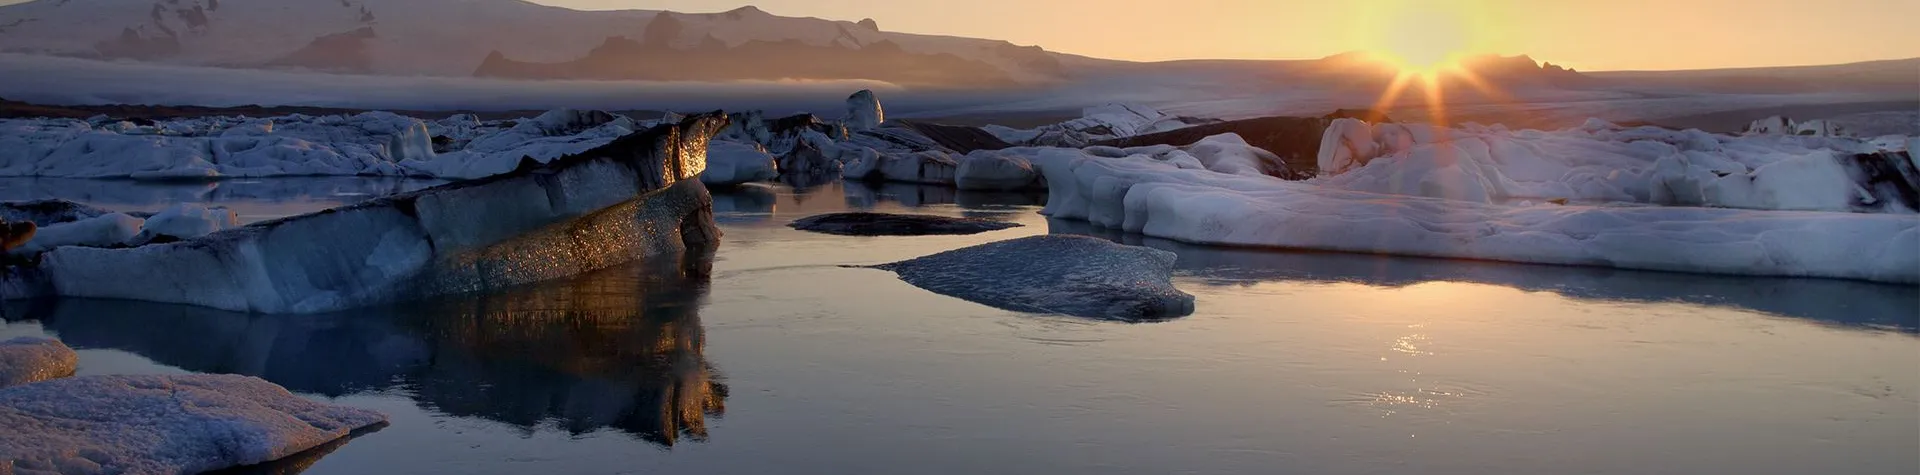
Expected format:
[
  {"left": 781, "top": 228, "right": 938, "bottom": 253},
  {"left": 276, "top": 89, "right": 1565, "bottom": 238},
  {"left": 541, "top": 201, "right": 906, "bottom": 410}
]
[{"left": 20, "top": 114, "right": 729, "bottom": 313}]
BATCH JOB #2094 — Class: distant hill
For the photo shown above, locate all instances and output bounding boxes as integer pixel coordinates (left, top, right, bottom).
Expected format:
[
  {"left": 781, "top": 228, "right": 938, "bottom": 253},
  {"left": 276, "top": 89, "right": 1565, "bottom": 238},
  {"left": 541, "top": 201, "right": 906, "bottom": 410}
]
[
  {"left": 1585, "top": 58, "right": 1920, "bottom": 93},
  {"left": 0, "top": 0, "right": 1067, "bottom": 86}
]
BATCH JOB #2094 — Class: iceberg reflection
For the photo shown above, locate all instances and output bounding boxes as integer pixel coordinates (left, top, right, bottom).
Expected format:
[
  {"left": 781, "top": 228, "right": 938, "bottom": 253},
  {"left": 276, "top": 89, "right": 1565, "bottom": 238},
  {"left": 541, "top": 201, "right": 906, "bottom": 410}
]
[
  {"left": 6, "top": 256, "right": 726, "bottom": 447},
  {"left": 1050, "top": 219, "right": 1920, "bottom": 332}
]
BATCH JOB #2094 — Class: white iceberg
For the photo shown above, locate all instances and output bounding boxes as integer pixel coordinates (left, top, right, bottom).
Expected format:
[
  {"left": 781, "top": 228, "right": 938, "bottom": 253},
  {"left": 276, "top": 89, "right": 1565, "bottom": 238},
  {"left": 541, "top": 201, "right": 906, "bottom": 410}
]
[
  {"left": 701, "top": 141, "right": 779, "bottom": 186},
  {"left": 9, "top": 203, "right": 240, "bottom": 254},
  {"left": 1025, "top": 144, "right": 1919, "bottom": 284},
  {"left": 845, "top": 89, "right": 885, "bottom": 132},
  {"left": 0, "top": 337, "right": 76, "bottom": 388},
  {"left": 0, "top": 374, "right": 386, "bottom": 474},
  {"left": 985, "top": 103, "right": 1209, "bottom": 148}
]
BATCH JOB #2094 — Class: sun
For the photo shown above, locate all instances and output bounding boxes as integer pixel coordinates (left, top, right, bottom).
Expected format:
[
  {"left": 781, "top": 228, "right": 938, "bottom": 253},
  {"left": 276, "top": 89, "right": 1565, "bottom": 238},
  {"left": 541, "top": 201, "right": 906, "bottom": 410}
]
[
  {"left": 1350, "top": 0, "right": 1490, "bottom": 77},
  {"left": 1347, "top": 0, "right": 1512, "bottom": 129}
]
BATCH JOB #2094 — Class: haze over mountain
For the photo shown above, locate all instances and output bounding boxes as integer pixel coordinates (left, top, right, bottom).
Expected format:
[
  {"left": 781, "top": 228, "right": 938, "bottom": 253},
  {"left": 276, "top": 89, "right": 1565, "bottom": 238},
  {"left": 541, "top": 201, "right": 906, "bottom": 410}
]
[{"left": 0, "top": 0, "right": 1069, "bottom": 86}]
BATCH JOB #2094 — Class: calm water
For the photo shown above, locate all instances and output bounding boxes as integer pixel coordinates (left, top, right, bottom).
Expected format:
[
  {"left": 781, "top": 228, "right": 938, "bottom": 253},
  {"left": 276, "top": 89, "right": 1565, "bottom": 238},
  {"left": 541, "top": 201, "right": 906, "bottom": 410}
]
[{"left": 2, "top": 179, "right": 1916, "bottom": 475}]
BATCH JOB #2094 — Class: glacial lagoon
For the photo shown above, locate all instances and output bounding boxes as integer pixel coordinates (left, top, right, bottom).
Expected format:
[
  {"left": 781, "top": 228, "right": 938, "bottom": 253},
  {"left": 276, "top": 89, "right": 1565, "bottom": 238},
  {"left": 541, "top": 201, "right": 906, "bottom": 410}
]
[{"left": 1, "top": 179, "right": 1914, "bottom": 475}]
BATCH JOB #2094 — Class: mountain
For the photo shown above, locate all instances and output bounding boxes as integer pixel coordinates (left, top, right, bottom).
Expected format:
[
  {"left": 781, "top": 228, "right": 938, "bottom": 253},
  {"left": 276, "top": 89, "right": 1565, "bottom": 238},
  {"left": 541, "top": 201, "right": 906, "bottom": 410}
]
[{"left": 0, "top": 0, "right": 1067, "bottom": 86}]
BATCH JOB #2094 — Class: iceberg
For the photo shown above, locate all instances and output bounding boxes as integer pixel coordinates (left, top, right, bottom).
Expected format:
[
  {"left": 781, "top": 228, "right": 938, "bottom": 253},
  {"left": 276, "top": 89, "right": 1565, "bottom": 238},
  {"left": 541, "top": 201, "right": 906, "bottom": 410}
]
[
  {"left": 0, "top": 374, "right": 386, "bottom": 474},
  {"left": 845, "top": 89, "right": 885, "bottom": 132},
  {"left": 1312, "top": 118, "right": 1919, "bottom": 213},
  {"left": 0, "top": 108, "right": 656, "bottom": 181},
  {"left": 0, "top": 337, "right": 75, "bottom": 388},
  {"left": 700, "top": 140, "right": 779, "bottom": 187},
  {"left": 8, "top": 113, "right": 730, "bottom": 313},
  {"left": 1027, "top": 144, "right": 1920, "bottom": 284},
  {"left": 869, "top": 235, "right": 1196, "bottom": 321},
  {"left": 985, "top": 103, "right": 1215, "bottom": 148}
]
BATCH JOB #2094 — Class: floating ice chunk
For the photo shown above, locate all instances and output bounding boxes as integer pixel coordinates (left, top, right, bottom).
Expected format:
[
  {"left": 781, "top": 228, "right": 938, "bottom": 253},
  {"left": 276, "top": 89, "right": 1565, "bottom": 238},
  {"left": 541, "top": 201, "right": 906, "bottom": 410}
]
[
  {"left": 954, "top": 150, "right": 1040, "bottom": 190},
  {"left": 31, "top": 113, "right": 730, "bottom": 313},
  {"left": 0, "top": 374, "right": 386, "bottom": 474},
  {"left": 135, "top": 204, "right": 240, "bottom": 242},
  {"left": 843, "top": 150, "right": 958, "bottom": 184},
  {"left": 870, "top": 235, "right": 1195, "bottom": 321},
  {"left": 0, "top": 337, "right": 76, "bottom": 388},
  {"left": 1027, "top": 145, "right": 1920, "bottom": 283},
  {"left": 701, "top": 141, "right": 779, "bottom": 186},
  {"left": 15, "top": 212, "right": 142, "bottom": 254}
]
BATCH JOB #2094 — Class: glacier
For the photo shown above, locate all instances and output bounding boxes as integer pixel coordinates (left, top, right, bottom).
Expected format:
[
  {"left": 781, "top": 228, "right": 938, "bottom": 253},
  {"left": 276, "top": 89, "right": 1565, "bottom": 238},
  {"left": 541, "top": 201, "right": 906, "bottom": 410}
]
[
  {"left": 3, "top": 113, "right": 729, "bottom": 313},
  {"left": 0, "top": 374, "right": 386, "bottom": 475}
]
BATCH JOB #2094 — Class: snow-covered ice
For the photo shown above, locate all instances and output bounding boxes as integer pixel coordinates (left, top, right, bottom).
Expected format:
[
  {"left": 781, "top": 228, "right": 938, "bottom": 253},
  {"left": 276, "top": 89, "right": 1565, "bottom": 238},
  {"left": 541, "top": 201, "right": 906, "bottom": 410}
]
[
  {"left": 1027, "top": 144, "right": 1920, "bottom": 284},
  {"left": 0, "top": 337, "right": 75, "bottom": 388},
  {"left": 0, "top": 374, "right": 385, "bottom": 474},
  {"left": 871, "top": 235, "right": 1196, "bottom": 321}
]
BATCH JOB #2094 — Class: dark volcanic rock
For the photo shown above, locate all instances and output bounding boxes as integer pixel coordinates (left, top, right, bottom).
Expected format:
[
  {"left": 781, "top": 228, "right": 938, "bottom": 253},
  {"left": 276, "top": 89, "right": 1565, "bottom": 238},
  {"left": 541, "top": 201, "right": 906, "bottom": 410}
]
[
  {"left": 265, "top": 27, "right": 379, "bottom": 74},
  {"left": 869, "top": 235, "right": 1195, "bottom": 321},
  {"left": 1840, "top": 150, "right": 1920, "bottom": 212},
  {"left": 788, "top": 212, "right": 1021, "bottom": 236},
  {"left": 890, "top": 120, "right": 1014, "bottom": 154}
]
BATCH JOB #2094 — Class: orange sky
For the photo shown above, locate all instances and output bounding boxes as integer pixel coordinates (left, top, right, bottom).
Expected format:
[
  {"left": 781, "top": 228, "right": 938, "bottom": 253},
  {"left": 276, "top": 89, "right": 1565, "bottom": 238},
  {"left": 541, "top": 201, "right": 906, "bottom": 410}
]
[{"left": 536, "top": 0, "right": 1920, "bottom": 71}]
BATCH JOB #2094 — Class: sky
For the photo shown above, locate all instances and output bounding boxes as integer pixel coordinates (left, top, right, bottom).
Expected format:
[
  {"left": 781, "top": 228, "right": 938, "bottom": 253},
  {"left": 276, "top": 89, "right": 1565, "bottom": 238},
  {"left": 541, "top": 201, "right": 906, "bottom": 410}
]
[
  {"left": 0, "top": 0, "right": 1913, "bottom": 70},
  {"left": 528, "top": 0, "right": 1920, "bottom": 71}
]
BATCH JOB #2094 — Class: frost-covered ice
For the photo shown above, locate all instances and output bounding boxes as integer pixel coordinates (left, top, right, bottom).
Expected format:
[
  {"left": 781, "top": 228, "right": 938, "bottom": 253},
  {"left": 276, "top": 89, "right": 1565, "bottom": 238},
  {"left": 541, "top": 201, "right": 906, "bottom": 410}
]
[
  {"left": 0, "top": 374, "right": 385, "bottom": 474},
  {"left": 1027, "top": 144, "right": 1920, "bottom": 284},
  {"left": 871, "top": 235, "right": 1196, "bottom": 321},
  {"left": 1312, "top": 118, "right": 1919, "bottom": 213},
  {"left": 0, "top": 337, "right": 75, "bottom": 388},
  {"left": 14, "top": 114, "right": 728, "bottom": 313}
]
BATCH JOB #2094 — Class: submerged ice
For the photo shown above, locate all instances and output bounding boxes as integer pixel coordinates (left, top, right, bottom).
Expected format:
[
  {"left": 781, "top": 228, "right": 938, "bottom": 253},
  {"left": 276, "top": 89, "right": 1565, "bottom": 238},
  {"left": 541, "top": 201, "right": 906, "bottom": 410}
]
[{"left": 871, "top": 235, "right": 1196, "bottom": 321}]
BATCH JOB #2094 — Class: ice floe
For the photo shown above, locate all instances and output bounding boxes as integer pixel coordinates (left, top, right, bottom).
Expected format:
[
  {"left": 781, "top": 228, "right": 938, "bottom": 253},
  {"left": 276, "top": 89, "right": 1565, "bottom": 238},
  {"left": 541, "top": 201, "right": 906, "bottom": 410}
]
[
  {"left": 0, "top": 374, "right": 385, "bottom": 474},
  {"left": 870, "top": 235, "right": 1195, "bottom": 321}
]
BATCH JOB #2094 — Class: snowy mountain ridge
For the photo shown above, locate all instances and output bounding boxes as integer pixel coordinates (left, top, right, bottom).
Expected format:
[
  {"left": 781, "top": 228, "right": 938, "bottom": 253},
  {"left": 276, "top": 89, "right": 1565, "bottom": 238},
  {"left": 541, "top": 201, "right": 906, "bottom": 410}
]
[{"left": 0, "top": 0, "right": 1066, "bottom": 85}]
